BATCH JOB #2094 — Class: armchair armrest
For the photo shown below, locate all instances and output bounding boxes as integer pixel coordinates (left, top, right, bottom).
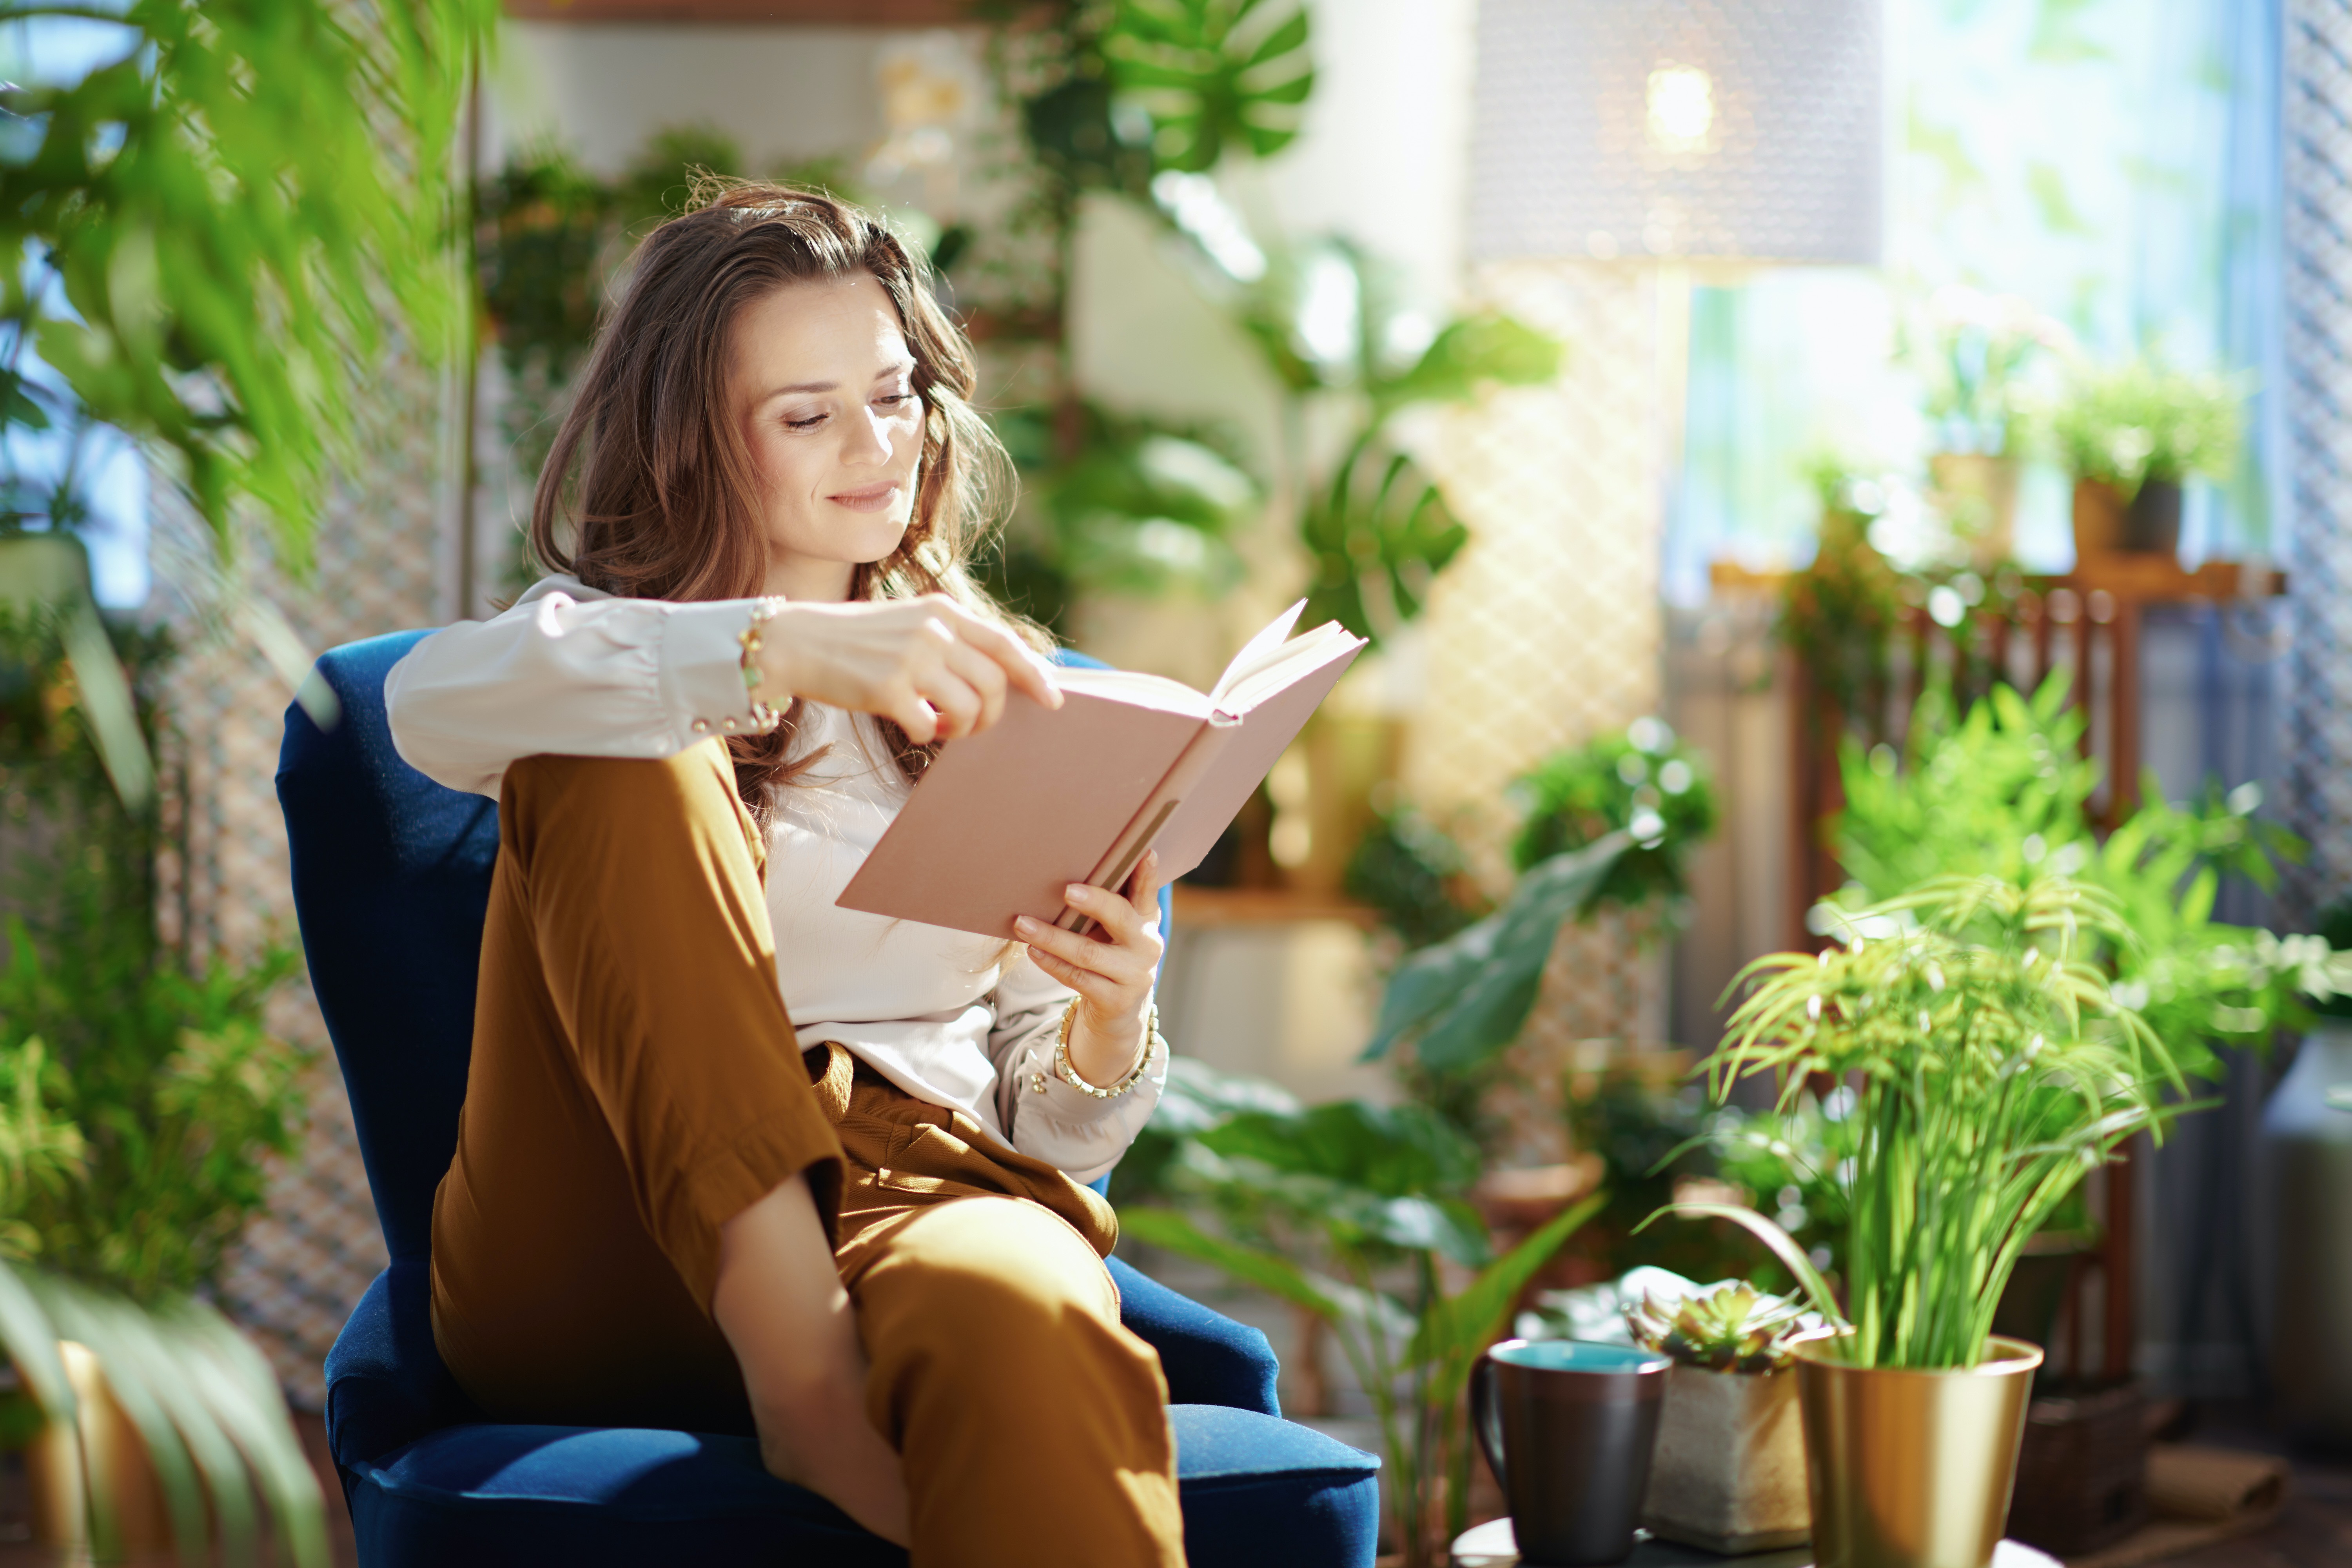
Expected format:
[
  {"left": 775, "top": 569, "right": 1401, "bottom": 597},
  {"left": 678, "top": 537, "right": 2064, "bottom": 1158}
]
[
  {"left": 323, "top": 1260, "right": 483, "bottom": 1472},
  {"left": 1109, "top": 1255, "right": 1282, "bottom": 1417}
]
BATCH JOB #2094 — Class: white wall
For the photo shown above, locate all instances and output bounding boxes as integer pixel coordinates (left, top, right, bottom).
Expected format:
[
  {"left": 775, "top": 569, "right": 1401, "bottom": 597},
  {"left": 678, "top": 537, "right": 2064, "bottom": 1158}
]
[
  {"left": 1069, "top": 0, "right": 1480, "bottom": 434},
  {"left": 485, "top": 21, "right": 890, "bottom": 175}
]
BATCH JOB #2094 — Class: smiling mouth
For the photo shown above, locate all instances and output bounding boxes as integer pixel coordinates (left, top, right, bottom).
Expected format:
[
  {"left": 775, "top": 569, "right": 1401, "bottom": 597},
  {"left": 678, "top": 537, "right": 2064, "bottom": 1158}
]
[{"left": 828, "top": 481, "right": 902, "bottom": 513}]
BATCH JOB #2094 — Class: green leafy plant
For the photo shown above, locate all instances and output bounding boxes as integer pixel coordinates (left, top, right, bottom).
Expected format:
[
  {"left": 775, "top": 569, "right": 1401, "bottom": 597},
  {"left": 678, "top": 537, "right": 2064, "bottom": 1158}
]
[
  {"left": 1673, "top": 875, "right": 2188, "bottom": 1370},
  {"left": 1706, "top": 1093, "right": 1857, "bottom": 1286},
  {"left": 0, "top": 601, "right": 320, "bottom": 1559},
  {"left": 1510, "top": 717, "right": 1717, "bottom": 918},
  {"left": 1360, "top": 833, "right": 1628, "bottom": 1076},
  {"left": 1900, "top": 286, "right": 2069, "bottom": 456},
  {"left": 984, "top": 401, "right": 1258, "bottom": 630},
  {"left": 1560, "top": 1058, "right": 1757, "bottom": 1287},
  {"left": 1101, "top": 0, "right": 1314, "bottom": 172},
  {"left": 1626, "top": 1281, "right": 1812, "bottom": 1374},
  {"left": 1343, "top": 802, "right": 1481, "bottom": 951},
  {"left": 2318, "top": 900, "right": 2352, "bottom": 1022},
  {"left": 1220, "top": 237, "right": 1560, "bottom": 646},
  {"left": 0, "top": 0, "right": 486, "bottom": 568},
  {"left": 2035, "top": 355, "right": 2247, "bottom": 496},
  {"left": 1122, "top": 1096, "right": 1602, "bottom": 1566},
  {"left": 1835, "top": 675, "right": 2348, "bottom": 1066}
]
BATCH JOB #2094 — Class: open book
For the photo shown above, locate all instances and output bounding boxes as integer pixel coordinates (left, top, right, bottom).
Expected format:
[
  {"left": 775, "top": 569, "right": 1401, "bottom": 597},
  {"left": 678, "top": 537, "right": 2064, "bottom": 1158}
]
[{"left": 837, "top": 602, "right": 1366, "bottom": 938}]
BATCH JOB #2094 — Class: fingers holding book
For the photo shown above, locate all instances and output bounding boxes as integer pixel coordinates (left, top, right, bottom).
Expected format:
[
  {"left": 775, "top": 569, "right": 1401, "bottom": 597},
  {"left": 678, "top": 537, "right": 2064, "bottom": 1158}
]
[
  {"left": 755, "top": 594, "right": 1063, "bottom": 743},
  {"left": 1014, "top": 852, "right": 1167, "bottom": 1089}
]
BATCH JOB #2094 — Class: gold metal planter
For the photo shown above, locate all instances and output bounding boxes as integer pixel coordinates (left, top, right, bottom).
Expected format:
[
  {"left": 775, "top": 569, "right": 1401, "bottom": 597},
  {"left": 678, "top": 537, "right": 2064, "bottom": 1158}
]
[
  {"left": 1793, "top": 1335, "right": 2043, "bottom": 1568},
  {"left": 23, "top": 1340, "right": 175, "bottom": 1558}
]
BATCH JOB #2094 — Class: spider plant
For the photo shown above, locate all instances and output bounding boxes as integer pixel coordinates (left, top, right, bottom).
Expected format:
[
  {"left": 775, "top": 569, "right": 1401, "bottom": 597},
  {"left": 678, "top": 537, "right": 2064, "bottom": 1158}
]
[{"left": 1665, "top": 873, "right": 2191, "bottom": 1370}]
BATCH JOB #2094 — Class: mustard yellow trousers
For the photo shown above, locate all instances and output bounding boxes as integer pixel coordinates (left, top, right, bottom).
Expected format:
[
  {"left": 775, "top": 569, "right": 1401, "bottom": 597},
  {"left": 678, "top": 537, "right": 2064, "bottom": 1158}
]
[{"left": 428, "top": 742, "right": 1185, "bottom": 1567}]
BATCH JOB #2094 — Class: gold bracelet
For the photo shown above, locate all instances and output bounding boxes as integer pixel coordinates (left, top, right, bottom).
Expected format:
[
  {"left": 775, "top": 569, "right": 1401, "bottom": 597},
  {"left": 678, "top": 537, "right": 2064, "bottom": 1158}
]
[
  {"left": 737, "top": 597, "right": 788, "bottom": 732},
  {"left": 1052, "top": 999, "right": 1161, "bottom": 1099}
]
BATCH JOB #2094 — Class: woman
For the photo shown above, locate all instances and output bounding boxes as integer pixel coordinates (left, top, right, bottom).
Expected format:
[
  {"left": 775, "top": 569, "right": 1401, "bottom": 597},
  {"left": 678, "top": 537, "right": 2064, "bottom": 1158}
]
[{"left": 386, "top": 182, "right": 1184, "bottom": 1566}]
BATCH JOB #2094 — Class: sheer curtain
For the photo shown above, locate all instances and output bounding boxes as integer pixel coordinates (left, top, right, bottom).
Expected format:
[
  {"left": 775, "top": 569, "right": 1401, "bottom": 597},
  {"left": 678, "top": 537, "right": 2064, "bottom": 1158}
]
[{"left": 1667, "top": 0, "right": 2284, "bottom": 596}]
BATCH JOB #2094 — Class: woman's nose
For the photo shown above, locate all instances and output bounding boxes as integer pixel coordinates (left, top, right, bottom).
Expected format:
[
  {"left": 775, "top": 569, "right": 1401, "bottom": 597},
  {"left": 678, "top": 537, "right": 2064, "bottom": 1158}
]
[{"left": 844, "top": 406, "right": 897, "bottom": 466}]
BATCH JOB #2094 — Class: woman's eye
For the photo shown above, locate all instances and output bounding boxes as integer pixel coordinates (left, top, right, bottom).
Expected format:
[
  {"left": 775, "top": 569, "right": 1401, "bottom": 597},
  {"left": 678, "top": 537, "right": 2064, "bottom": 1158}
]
[
  {"left": 784, "top": 412, "right": 827, "bottom": 430},
  {"left": 876, "top": 392, "right": 916, "bottom": 409}
]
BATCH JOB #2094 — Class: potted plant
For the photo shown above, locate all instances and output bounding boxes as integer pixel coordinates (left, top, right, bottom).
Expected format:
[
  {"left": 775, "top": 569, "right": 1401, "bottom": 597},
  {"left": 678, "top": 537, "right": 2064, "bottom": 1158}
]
[
  {"left": 1119, "top": 1094, "right": 1603, "bottom": 1566},
  {"left": 1625, "top": 1281, "right": 1815, "bottom": 1554},
  {"left": 1669, "top": 874, "right": 2191, "bottom": 1568},
  {"left": 1902, "top": 287, "right": 2069, "bottom": 567},
  {"left": 2037, "top": 356, "right": 2245, "bottom": 559}
]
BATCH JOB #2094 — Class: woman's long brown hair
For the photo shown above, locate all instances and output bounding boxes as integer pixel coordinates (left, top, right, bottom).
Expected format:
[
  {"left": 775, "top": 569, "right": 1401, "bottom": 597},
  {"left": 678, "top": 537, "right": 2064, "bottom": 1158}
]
[{"left": 528, "top": 179, "right": 1044, "bottom": 808}]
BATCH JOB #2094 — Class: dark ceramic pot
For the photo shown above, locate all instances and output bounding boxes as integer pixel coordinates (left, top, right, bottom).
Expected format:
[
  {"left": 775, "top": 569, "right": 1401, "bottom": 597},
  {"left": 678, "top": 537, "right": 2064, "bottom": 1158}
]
[
  {"left": 1471, "top": 1339, "right": 1670, "bottom": 1565},
  {"left": 2122, "top": 479, "right": 2183, "bottom": 554}
]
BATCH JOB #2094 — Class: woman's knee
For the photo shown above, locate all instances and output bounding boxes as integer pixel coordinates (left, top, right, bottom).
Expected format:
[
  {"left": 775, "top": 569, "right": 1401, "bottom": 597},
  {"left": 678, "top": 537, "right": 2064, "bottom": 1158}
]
[
  {"left": 503, "top": 744, "right": 753, "bottom": 872},
  {"left": 858, "top": 1199, "right": 1132, "bottom": 1363}
]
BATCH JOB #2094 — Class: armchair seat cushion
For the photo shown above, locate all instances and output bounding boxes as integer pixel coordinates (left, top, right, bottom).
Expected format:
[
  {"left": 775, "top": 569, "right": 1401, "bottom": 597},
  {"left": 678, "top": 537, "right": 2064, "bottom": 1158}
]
[{"left": 347, "top": 1405, "right": 1378, "bottom": 1568}]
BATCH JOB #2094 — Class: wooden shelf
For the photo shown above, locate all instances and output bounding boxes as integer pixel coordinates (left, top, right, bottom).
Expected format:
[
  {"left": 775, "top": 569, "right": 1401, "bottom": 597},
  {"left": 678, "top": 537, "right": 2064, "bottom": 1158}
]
[
  {"left": 1710, "top": 555, "right": 2284, "bottom": 603},
  {"left": 1171, "top": 884, "right": 1380, "bottom": 929},
  {"left": 2065, "top": 554, "right": 2283, "bottom": 601}
]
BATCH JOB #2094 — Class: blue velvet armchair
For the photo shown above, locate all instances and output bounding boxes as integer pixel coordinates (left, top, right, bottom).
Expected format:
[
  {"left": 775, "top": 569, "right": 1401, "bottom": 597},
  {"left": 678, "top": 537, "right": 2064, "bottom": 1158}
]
[{"left": 276, "top": 630, "right": 1379, "bottom": 1567}]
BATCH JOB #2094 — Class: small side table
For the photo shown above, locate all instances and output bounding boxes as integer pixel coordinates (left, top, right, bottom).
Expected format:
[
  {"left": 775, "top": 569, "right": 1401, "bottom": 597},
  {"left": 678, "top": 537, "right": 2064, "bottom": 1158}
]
[{"left": 1450, "top": 1519, "right": 2062, "bottom": 1568}]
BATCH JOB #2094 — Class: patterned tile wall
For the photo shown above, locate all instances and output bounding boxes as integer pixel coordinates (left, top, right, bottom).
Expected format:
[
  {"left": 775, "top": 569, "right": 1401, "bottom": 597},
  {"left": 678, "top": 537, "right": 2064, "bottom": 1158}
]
[{"left": 155, "top": 348, "right": 456, "bottom": 1405}]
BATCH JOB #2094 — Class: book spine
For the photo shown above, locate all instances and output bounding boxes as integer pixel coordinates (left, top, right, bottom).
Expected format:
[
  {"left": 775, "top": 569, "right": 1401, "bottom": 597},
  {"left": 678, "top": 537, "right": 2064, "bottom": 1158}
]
[{"left": 1053, "top": 713, "right": 1242, "bottom": 934}]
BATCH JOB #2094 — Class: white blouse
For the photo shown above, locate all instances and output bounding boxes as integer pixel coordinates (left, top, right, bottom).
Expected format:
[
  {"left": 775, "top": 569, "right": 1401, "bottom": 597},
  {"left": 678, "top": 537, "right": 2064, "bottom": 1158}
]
[{"left": 383, "top": 575, "right": 1165, "bottom": 1183}]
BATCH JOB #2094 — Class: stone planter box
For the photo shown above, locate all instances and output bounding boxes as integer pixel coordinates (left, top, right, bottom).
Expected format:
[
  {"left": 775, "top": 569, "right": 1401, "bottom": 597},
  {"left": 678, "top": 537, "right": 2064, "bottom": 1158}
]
[{"left": 1640, "top": 1362, "right": 1809, "bottom": 1554}]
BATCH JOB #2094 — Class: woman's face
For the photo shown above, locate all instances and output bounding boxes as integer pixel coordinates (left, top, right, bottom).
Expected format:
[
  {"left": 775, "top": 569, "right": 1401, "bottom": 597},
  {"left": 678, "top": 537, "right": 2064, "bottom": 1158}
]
[{"left": 731, "top": 271, "right": 925, "bottom": 601}]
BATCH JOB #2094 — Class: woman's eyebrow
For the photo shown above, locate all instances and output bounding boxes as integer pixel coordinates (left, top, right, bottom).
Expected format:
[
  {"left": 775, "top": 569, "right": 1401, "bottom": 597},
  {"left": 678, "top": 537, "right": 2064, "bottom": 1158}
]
[{"left": 757, "top": 363, "right": 916, "bottom": 402}]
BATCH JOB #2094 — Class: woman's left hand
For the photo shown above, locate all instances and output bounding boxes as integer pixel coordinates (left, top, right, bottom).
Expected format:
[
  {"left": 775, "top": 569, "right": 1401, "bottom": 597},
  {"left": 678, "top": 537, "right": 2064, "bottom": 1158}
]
[{"left": 1014, "top": 851, "right": 1167, "bottom": 1089}]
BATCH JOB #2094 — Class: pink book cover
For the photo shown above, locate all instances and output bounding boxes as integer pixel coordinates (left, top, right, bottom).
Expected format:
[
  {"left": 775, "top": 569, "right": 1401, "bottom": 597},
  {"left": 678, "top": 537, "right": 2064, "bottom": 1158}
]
[{"left": 836, "top": 607, "right": 1364, "bottom": 938}]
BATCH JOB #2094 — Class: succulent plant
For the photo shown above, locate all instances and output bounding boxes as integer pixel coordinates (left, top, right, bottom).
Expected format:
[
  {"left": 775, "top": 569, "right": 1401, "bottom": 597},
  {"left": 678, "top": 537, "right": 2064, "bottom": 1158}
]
[{"left": 1626, "top": 1281, "right": 1812, "bottom": 1374}]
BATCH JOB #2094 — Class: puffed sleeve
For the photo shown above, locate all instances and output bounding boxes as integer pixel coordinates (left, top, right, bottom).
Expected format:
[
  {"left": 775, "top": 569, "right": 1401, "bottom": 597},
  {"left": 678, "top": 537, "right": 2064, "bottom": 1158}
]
[
  {"left": 986, "top": 949, "right": 1167, "bottom": 1184},
  {"left": 384, "top": 576, "right": 768, "bottom": 798}
]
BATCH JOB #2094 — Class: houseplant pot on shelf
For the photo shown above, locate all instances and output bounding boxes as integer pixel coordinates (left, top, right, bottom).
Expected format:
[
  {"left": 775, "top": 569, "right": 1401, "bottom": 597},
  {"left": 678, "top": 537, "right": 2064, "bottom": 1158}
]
[
  {"left": 1625, "top": 1281, "right": 1816, "bottom": 1554},
  {"left": 2040, "top": 356, "right": 2245, "bottom": 562},
  {"left": 1664, "top": 873, "right": 2191, "bottom": 1568}
]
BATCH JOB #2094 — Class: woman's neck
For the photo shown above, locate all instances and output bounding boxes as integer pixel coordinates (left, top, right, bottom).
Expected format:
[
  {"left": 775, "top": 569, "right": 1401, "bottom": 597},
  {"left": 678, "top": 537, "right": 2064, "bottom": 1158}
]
[{"left": 764, "top": 554, "right": 857, "bottom": 602}]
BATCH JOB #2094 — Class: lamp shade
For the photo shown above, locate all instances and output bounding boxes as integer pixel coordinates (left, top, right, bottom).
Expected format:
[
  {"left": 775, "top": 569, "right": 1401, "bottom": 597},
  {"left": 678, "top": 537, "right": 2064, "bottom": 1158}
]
[{"left": 1469, "top": 0, "right": 1883, "bottom": 265}]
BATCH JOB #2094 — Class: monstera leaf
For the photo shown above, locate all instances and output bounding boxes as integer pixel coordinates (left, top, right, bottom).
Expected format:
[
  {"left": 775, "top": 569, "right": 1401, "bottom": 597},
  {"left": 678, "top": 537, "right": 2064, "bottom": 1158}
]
[
  {"left": 1298, "top": 435, "right": 1467, "bottom": 644},
  {"left": 1104, "top": 0, "right": 1314, "bottom": 171},
  {"left": 1371, "top": 312, "right": 1565, "bottom": 415}
]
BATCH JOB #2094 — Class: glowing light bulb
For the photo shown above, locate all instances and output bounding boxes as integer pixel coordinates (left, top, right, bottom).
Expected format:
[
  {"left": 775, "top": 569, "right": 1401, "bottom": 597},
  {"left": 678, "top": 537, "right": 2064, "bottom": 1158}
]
[{"left": 1646, "top": 65, "right": 1714, "bottom": 149}]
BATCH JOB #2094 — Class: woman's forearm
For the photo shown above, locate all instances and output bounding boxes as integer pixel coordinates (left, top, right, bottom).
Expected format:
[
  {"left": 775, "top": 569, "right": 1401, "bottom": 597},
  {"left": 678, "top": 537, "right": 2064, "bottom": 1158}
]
[{"left": 713, "top": 1174, "right": 910, "bottom": 1545}]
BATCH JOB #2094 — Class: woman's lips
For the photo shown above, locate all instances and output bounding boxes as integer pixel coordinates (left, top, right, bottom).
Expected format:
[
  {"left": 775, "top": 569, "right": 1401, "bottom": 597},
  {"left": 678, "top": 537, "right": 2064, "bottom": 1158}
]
[{"left": 828, "top": 481, "right": 902, "bottom": 513}]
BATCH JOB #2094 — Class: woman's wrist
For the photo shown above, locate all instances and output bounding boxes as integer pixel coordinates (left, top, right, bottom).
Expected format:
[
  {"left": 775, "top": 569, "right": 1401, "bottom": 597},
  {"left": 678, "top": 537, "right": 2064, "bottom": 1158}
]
[
  {"left": 1061, "top": 1002, "right": 1154, "bottom": 1094},
  {"left": 751, "top": 601, "right": 808, "bottom": 706}
]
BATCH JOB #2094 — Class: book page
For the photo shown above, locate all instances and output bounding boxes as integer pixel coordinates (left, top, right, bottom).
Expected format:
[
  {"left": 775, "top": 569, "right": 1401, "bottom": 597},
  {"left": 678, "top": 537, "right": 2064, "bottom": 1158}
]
[
  {"left": 1216, "top": 621, "right": 1364, "bottom": 714},
  {"left": 1209, "top": 600, "right": 1307, "bottom": 705},
  {"left": 1054, "top": 666, "right": 1215, "bottom": 718}
]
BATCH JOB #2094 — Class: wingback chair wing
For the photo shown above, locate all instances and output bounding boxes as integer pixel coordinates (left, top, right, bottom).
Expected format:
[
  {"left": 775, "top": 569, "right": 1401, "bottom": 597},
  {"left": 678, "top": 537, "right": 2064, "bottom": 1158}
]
[{"left": 278, "top": 630, "right": 1380, "bottom": 1568}]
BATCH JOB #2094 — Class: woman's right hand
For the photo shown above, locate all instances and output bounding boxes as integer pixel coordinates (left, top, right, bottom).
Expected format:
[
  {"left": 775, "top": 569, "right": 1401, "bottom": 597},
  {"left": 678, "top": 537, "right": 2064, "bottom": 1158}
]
[{"left": 757, "top": 594, "right": 1063, "bottom": 743}]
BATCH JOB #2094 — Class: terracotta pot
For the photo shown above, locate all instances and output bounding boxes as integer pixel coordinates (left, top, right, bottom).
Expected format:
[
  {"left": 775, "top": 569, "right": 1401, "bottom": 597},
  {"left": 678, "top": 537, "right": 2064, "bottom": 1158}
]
[
  {"left": 1794, "top": 1335, "right": 2043, "bottom": 1568},
  {"left": 1641, "top": 1363, "right": 1809, "bottom": 1553},
  {"left": 23, "top": 1340, "right": 175, "bottom": 1557},
  {"left": 2071, "top": 478, "right": 2125, "bottom": 561},
  {"left": 1927, "top": 453, "right": 2019, "bottom": 568}
]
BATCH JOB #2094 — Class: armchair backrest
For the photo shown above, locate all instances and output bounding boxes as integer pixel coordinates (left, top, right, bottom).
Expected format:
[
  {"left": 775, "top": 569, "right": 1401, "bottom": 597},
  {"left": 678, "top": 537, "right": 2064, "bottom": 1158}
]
[
  {"left": 278, "top": 637, "right": 1161, "bottom": 1262},
  {"left": 278, "top": 631, "right": 499, "bottom": 1263}
]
